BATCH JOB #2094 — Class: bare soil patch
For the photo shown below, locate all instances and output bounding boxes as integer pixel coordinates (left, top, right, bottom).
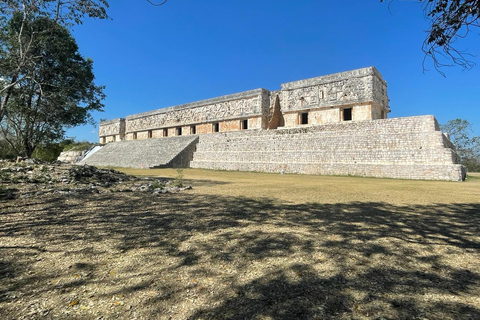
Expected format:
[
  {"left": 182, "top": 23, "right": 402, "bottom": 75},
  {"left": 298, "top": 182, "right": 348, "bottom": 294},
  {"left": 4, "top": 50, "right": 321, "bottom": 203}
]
[{"left": 1, "top": 167, "right": 479, "bottom": 319}]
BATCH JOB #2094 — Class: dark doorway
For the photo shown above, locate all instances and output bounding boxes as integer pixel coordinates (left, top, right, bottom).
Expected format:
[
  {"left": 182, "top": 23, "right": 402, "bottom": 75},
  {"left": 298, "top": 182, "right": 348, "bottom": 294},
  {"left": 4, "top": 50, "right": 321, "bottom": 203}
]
[
  {"left": 343, "top": 108, "right": 352, "bottom": 121},
  {"left": 300, "top": 112, "right": 309, "bottom": 125}
]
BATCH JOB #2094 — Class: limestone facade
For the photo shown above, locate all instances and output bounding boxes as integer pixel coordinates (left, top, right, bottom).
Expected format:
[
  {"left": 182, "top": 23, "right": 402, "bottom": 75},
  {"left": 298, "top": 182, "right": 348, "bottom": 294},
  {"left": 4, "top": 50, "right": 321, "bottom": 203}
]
[
  {"left": 190, "top": 115, "right": 465, "bottom": 181},
  {"left": 99, "top": 67, "right": 389, "bottom": 143}
]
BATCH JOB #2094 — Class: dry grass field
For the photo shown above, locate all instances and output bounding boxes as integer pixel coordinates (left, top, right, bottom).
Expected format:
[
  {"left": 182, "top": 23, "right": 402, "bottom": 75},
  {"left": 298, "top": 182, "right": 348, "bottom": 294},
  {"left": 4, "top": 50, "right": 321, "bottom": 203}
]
[{"left": 1, "top": 169, "right": 479, "bottom": 319}]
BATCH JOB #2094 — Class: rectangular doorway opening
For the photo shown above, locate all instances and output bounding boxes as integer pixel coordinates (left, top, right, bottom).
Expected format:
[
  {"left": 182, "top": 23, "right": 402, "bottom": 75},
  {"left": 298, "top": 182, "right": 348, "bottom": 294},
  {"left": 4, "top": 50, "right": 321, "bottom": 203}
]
[
  {"left": 300, "top": 112, "right": 309, "bottom": 125},
  {"left": 176, "top": 127, "right": 182, "bottom": 136},
  {"left": 343, "top": 108, "right": 352, "bottom": 121},
  {"left": 241, "top": 119, "right": 248, "bottom": 130}
]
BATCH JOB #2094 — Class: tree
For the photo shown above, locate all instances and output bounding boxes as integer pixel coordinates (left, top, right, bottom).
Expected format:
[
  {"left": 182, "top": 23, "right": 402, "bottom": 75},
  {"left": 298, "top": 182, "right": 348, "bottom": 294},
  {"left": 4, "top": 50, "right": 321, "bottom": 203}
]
[
  {"left": 441, "top": 119, "right": 480, "bottom": 172},
  {"left": 0, "top": 14, "right": 104, "bottom": 157},
  {"left": 0, "top": 0, "right": 109, "bottom": 123},
  {"left": 0, "top": 0, "right": 170, "bottom": 124},
  {"left": 382, "top": 0, "right": 480, "bottom": 74}
]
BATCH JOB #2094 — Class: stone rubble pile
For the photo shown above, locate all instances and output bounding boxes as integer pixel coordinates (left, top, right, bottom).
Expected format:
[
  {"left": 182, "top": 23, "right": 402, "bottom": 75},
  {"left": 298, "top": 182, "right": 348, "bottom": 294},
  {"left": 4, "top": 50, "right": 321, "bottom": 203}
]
[{"left": 0, "top": 160, "right": 191, "bottom": 199}]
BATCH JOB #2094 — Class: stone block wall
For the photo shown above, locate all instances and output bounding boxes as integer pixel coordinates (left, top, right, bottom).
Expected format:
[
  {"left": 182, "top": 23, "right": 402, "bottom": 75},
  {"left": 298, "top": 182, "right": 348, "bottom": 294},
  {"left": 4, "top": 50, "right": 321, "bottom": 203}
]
[
  {"left": 57, "top": 150, "right": 88, "bottom": 163},
  {"left": 99, "top": 67, "right": 390, "bottom": 143},
  {"left": 279, "top": 66, "right": 389, "bottom": 127},
  {"left": 99, "top": 118, "right": 125, "bottom": 143},
  {"left": 124, "top": 89, "right": 269, "bottom": 137},
  {"left": 93, "top": 68, "right": 463, "bottom": 181},
  {"left": 190, "top": 115, "right": 465, "bottom": 181}
]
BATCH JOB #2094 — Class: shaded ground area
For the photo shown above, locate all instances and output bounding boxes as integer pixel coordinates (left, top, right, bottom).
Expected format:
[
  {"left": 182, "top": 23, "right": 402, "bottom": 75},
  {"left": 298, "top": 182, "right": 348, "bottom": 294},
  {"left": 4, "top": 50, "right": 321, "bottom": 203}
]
[{"left": 1, "top": 190, "right": 479, "bottom": 319}]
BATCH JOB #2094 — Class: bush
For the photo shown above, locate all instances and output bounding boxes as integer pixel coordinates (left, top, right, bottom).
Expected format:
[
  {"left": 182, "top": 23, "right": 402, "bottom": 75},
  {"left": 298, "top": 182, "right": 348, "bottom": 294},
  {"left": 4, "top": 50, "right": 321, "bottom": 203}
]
[
  {"left": 31, "top": 143, "right": 64, "bottom": 162},
  {"left": 62, "top": 141, "right": 96, "bottom": 152},
  {"left": 0, "top": 140, "right": 16, "bottom": 159}
]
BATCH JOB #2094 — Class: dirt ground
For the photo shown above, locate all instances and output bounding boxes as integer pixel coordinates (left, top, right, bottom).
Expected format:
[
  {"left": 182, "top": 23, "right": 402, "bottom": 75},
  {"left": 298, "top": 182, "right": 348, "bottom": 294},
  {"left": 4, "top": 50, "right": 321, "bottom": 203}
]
[{"left": 1, "top": 168, "right": 479, "bottom": 319}]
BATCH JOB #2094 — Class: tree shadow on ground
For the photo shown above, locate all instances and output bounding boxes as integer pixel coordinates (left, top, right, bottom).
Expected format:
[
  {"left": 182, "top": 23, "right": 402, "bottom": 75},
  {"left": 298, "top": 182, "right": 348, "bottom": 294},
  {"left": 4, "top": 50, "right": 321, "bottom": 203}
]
[{"left": 0, "top": 193, "right": 479, "bottom": 319}]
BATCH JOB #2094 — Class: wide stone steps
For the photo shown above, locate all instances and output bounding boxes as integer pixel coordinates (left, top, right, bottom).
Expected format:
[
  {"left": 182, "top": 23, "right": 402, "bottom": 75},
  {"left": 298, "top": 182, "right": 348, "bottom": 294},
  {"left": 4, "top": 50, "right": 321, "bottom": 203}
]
[{"left": 80, "top": 135, "right": 198, "bottom": 168}]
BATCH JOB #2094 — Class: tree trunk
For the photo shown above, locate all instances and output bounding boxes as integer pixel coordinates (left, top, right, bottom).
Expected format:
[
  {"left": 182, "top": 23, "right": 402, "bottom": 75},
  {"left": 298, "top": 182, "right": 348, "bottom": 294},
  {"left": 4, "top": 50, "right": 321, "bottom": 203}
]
[{"left": 0, "top": 76, "right": 18, "bottom": 123}]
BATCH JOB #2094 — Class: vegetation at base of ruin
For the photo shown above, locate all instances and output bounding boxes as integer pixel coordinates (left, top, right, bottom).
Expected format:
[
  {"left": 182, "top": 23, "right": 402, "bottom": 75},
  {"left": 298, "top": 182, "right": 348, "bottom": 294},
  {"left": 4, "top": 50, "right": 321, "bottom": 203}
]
[
  {"left": 173, "top": 168, "right": 185, "bottom": 188},
  {"left": 382, "top": 0, "right": 480, "bottom": 74},
  {"left": 0, "top": 14, "right": 105, "bottom": 158},
  {"left": 61, "top": 140, "right": 97, "bottom": 152},
  {"left": 149, "top": 180, "right": 166, "bottom": 190},
  {"left": 441, "top": 118, "right": 480, "bottom": 172},
  {"left": 1, "top": 168, "right": 479, "bottom": 319},
  {"left": 0, "top": 138, "right": 96, "bottom": 161}
]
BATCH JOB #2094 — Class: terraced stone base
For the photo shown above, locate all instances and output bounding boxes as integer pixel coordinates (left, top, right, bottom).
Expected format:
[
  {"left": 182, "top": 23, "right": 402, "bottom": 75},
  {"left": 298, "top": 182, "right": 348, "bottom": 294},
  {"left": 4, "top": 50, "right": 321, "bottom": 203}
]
[
  {"left": 190, "top": 161, "right": 465, "bottom": 181},
  {"left": 189, "top": 116, "right": 466, "bottom": 181}
]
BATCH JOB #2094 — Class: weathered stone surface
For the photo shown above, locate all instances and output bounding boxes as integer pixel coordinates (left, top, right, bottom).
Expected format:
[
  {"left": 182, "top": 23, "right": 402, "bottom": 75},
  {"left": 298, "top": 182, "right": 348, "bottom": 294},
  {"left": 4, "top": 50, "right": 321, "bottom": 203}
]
[
  {"left": 99, "top": 67, "right": 390, "bottom": 142},
  {"left": 80, "top": 136, "right": 198, "bottom": 169},
  {"left": 0, "top": 161, "right": 192, "bottom": 199},
  {"left": 94, "top": 68, "right": 464, "bottom": 181},
  {"left": 99, "top": 118, "right": 125, "bottom": 141},
  {"left": 280, "top": 66, "right": 388, "bottom": 112},
  {"left": 125, "top": 89, "right": 269, "bottom": 133},
  {"left": 57, "top": 150, "right": 88, "bottom": 163},
  {"left": 190, "top": 116, "right": 466, "bottom": 181}
]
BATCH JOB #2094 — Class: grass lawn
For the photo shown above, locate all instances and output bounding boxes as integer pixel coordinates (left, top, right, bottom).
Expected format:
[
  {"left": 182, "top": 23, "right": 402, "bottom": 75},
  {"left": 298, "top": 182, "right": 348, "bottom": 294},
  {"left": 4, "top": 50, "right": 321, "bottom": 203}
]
[
  {"left": 121, "top": 168, "right": 480, "bottom": 205},
  {"left": 1, "top": 169, "right": 479, "bottom": 319}
]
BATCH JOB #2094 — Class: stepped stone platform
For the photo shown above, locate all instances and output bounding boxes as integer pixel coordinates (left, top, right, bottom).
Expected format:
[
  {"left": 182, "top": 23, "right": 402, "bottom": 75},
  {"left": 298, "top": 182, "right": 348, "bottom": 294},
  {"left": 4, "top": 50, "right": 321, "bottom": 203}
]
[
  {"left": 189, "top": 115, "right": 465, "bottom": 181},
  {"left": 80, "top": 135, "right": 198, "bottom": 169},
  {"left": 83, "top": 115, "right": 465, "bottom": 181}
]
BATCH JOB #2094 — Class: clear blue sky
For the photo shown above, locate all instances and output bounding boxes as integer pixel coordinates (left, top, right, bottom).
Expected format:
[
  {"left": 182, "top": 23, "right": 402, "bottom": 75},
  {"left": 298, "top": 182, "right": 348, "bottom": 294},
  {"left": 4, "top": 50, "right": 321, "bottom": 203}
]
[{"left": 67, "top": 0, "right": 480, "bottom": 141}]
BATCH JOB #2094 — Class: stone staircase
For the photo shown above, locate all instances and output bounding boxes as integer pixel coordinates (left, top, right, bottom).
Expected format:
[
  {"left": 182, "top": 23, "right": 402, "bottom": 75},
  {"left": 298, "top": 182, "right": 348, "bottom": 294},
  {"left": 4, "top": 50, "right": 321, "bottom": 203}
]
[
  {"left": 189, "top": 115, "right": 466, "bottom": 181},
  {"left": 80, "top": 135, "right": 198, "bottom": 169}
]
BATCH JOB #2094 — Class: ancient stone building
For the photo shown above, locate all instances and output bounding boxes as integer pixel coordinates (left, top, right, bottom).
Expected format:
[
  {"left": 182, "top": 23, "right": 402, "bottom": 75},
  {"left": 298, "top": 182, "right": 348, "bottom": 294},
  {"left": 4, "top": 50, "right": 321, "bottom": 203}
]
[
  {"left": 99, "top": 67, "right": 389, "bottom": 143},
  {"left": 88, "top": 67, "right": 466, "bottom": 181}
]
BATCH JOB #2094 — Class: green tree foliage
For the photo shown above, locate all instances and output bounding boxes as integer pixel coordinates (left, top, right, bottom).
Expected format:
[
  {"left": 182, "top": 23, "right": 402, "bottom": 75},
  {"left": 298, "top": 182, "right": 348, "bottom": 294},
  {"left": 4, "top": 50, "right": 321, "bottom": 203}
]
[
  {"left": 0, "top": 0, "right": 109, "bottom": 26},
  {"left": 0, "top": 14, "right": 104, "bottom": 157},
  {"left": 382, "top": 0, "right": 480, "bottom": 74},
  {"left": 0, "top": 0, "right": 109, "bottom": 123},
  {"left": 31, "top": 139, "right": 95, "bottom": 161},
  {"left": 441, "top": 119, "right": 480, "bottom": 172}
]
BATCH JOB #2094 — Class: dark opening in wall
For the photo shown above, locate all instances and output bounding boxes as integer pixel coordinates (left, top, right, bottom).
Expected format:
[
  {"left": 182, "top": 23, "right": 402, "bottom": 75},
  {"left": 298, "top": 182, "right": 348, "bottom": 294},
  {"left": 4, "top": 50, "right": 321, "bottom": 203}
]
[
  {"left": 163, "top": 129, "right": 168, "bottom": 137},
  {"left": 213, "top": 123, "right": 220, "bottom": 132},
  {"left": 148, "top": 130, "right": 152, "bottom": 138},
  {"left": 381, "top": 110, "right": 385, "bottom": 119},
  {"left": 102, "top": 137, "right": 106, "bottom": 144},
  {"left": 300, "top": 112, "right": 309, "bottom": 125},
  {"left": 112, "top": 136, "right": 116, "bottom": 142},
  {"left": 190, "top": 125, "right": 196, "bottom": 134},
  {"left": 343, "top": 108, "right": 352, "bottom": 121},
  {"left": 176, "top": 127, "right": 182, "bottom": 136},
  {"left": 241, "top": 119, "right": 248, "bottom": 130},
  {"left": 133, "top": 132, "right": 137, "bottom": 140}
]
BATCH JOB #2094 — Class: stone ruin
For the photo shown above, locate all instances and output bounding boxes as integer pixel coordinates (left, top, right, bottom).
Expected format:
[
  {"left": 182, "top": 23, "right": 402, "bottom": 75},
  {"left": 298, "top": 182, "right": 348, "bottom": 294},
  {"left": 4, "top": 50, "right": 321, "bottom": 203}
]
[{"left": 82, "top": 67, "right": 466, "bottom": 181}]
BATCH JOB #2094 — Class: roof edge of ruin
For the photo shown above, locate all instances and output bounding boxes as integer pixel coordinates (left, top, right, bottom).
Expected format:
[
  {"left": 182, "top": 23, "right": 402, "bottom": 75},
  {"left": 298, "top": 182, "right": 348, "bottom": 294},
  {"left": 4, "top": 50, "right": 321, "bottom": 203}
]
[
  {"left": 126, "top": 88, "right": 269, "bottom": 120},
  {"left": 280, "top": 66, "right": 384, "bottom": 90}
]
